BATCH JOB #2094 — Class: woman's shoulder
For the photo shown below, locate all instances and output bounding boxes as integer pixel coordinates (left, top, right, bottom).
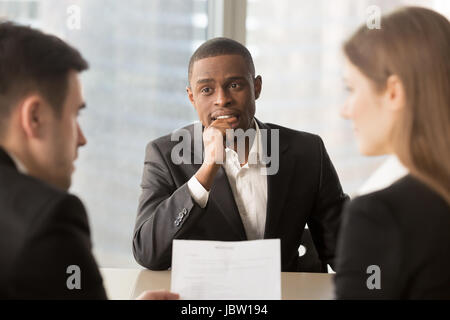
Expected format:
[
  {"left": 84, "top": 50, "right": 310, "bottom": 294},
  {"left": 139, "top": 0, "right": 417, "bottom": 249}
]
[{"left": 346, "top": 174, "right": 449, "bottom": 223}]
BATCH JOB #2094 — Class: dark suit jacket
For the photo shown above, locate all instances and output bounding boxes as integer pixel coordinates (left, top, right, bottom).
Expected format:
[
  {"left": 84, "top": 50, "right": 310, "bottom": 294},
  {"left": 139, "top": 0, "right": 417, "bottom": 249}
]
[
  {"left": 133, "top": 119, "right": 348, "bottom": 272},
  {"left": 0, "top": 147, "right": 106, "bottom": 299},
  {"left": 335, "top": 175, "right": 450, "bottom": 299}
]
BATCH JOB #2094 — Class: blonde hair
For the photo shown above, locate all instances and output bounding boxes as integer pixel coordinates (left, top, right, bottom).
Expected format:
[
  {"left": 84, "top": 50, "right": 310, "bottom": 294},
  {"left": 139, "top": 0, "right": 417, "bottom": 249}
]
[{"left": 344, "top": 7, "right": 450, "bottom": 204}]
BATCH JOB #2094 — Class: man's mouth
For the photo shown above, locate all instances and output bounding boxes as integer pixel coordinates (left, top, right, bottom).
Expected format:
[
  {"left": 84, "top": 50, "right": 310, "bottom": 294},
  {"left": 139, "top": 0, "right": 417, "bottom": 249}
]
[
  {"left": 211, "top": 113, "right": 241, "bottom": 129},
  {"left": 211, "top": 114, "right": 239, "bottom": 121},
  {"left": 216, "top": 115, "right": 233, "bottom": 120}
]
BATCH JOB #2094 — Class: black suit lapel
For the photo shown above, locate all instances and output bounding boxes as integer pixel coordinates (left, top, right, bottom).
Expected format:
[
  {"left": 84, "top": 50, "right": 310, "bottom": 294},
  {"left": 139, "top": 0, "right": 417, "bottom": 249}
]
[
  {"left": 264, "top": 151, "right": 295, "bottom": 238},
  {"left": 0, "top": 147, "right": 17, "bottom": 169},
  {"left": 256, "top": 120, "right": 293, "bottom": 239}
]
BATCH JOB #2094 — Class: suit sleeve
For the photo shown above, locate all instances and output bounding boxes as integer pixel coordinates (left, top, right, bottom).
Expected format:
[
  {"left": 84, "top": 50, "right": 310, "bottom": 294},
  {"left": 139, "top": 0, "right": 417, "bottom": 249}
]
[
  {"left": 133, "top": 141, "right": 206, "bottom": 270},
  {"left": 10, "top": 195, "right": 107, "bottom": 299},
  {"left": 334, "top": 197, "right": 402, "bottom": 299},
  {"left": 307, "top": 136, "right": 349, "bottom": 270}
]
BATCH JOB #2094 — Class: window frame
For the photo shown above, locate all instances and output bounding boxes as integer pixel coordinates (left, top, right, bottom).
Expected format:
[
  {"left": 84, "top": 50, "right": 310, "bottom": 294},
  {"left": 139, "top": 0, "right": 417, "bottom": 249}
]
[{"left": 207, "top": 0, "right": 247, "bottom": 44}]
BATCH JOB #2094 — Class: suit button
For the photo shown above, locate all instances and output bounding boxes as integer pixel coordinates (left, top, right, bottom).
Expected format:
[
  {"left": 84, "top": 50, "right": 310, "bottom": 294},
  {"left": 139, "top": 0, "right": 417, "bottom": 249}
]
[
  {"left": 174, "top": 219, "right": 180, "bottom": 227},
  {"left": 178, "top": 208, "right": 187, "bottom": 219}
]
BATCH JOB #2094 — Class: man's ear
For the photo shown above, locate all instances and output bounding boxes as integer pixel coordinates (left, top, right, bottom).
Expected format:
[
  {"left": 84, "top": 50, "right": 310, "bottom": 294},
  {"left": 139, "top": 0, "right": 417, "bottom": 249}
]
[
  {"left": 384, "top": 75, "right": 405, "bottom": 112},
  {"left": 186, "top": 86, "right": 196, "bottom": 108},
  {"left": 20, "top": 95, "right": 46, "bottom": 139},
  {"left": 254, "top": 75, "right": 262, "bottom": 100}
]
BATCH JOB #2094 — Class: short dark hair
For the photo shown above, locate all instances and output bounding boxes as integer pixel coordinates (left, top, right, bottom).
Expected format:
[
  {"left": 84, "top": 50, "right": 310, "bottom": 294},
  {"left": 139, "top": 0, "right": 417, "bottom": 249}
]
[
  {"left": 0, "top": 21, "right": 88, "bottom": 131},
  {"left": 188, "top": 37, "right": 255, "bottom": 84}
]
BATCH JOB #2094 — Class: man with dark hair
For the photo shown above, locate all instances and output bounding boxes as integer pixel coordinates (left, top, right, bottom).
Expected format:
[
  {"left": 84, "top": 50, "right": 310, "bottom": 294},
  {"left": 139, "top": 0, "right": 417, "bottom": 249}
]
[
  {"left": 0, "top": 21, "right": 104, "bottom": 299},
  {"left": 187, "top": 37, "right": 256, "bottom": 80},
  {"left": 0, "top": 22, "right": 177, "bottom": 300},
  {"left": 134, "top": 37, "right": 349, "bottom": 273}
]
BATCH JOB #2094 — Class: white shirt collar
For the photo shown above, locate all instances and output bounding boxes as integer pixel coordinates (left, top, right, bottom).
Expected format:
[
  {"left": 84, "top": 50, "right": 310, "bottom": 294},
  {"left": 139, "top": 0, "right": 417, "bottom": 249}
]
[
  {"left": 7, "top": 151, "right": 28, "bottom": 174},
  {"left": 246, "top": 119, "right": 263, "bottom": 167},
  {"left": 225, "top": 119, "right": 263, "bottom": 169}
]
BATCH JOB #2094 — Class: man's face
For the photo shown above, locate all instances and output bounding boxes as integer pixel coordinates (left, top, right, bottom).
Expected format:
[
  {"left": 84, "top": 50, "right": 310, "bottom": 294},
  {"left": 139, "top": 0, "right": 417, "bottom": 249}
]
[
  {"left": 37, "top": 70, "right": 87, "bottom": 190},
  {"left": 187, "top": 54, "right": 262, "bottom": 131}
]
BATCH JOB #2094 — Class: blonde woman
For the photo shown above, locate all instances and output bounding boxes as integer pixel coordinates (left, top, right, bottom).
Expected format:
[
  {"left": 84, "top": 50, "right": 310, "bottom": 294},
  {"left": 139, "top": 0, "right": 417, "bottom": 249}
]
[{"left": 335, "top": 7, "right": 450, "bottom": 299}]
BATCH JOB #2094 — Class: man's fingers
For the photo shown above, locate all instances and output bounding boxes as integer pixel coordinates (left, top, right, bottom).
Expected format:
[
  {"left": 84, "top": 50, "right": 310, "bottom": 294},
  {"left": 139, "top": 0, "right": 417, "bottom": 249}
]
[
  {"left": 210, "top": 117, "right": 235, "bottom": 129},
  {"left": 136, "top": 290, "right": 180, "bottom": 300},
  {"left": 208, "top": 121, "right": 233, "bottom": 137}
]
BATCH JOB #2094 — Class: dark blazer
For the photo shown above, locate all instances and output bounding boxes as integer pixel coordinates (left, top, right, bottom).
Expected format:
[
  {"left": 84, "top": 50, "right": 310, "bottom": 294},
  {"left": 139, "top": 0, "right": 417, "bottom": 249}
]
[
  {"left": 335, "top": 175, "right": 450, "bottom": 299},
  {"left": 0, "top": 147, "right": 106, "bottom": 299},
  {"left": 133, "top": 119, "right": 348, "bottom": 272}
]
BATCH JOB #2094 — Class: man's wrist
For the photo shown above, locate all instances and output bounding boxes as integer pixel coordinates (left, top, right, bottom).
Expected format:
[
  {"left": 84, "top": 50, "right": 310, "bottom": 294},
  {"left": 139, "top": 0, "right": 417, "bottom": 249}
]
[{"left": 195, "top": 162, "right": 220, "bottom": 191}]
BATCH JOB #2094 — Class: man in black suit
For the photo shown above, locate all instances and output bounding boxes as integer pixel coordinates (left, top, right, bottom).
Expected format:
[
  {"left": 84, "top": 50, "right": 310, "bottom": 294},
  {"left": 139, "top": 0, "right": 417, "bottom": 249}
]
[
  {"left": 0, "top": 22, "right": 177, "bottom": 300},
  {"left": 133, "top": 38, "right": 349, "bottom": 272}
]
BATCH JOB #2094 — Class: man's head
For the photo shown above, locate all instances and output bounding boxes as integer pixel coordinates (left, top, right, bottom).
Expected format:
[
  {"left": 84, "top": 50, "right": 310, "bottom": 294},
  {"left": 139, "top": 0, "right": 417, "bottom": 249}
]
[
  {"left": 187, "top": 37, "right": 262, "bottom": 131},
  {"left": 0, "top": 22, "right": 88, "bottom": 190}
]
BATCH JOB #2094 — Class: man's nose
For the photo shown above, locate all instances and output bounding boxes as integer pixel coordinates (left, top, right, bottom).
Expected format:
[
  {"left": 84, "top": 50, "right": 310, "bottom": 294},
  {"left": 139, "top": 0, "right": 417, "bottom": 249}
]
[
  {"left": 77, "top": 123, "right": 87, "bottom": 147},
  {"left": 214, "top": 87, "right": 232, "bottom": 107}
]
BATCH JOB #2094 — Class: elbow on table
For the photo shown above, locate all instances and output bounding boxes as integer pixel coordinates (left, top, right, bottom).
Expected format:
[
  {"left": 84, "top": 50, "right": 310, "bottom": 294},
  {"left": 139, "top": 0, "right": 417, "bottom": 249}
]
[{"left": 132, "top": 235, "right": 171, "bottom": 271}]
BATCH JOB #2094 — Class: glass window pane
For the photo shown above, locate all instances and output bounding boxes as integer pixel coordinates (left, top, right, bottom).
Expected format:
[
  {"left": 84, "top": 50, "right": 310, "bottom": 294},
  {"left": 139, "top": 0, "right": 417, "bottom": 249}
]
[
  {"left": 246, "top": 0, "right": 449, "bottom": 195},
  {"left": 1, "top": 0, "right": 208, "bottom": 267}
]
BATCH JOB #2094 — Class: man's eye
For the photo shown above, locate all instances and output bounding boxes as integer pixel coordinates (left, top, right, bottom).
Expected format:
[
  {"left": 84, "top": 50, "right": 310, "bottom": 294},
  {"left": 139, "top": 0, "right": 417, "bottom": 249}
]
[
  {"left": 201, "top": 87, "right": 211, "bottom": 94},
  {"left": 230, "top": 83, "right": 239, "bottom": 89}
]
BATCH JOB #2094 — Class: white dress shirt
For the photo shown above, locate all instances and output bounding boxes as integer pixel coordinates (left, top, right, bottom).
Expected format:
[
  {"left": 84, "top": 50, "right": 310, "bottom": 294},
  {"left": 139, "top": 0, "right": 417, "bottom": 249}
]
[
  {"left": 357, "top": 155, "right": 408, "bottom": 196},
  {"left": 187, "top": 120, "right": 268, "bottom": 240}
]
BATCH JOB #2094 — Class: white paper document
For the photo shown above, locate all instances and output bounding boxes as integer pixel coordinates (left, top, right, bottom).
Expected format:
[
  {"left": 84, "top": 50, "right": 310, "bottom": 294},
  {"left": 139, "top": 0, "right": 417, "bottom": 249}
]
[{"left": 171, "top": 239, "right": 281, "bottom": 300}]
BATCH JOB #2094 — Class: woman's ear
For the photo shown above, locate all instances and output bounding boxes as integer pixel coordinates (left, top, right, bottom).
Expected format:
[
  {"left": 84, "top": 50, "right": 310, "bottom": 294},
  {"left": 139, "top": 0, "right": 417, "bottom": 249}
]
[{"left": 384, "top": 75, "right": 405, "bottom": 112}]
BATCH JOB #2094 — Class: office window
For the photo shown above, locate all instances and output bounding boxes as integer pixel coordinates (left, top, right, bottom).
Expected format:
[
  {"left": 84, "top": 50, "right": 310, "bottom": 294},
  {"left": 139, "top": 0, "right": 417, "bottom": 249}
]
[
  {"left": 1, "top": 0, "right": 208, "bottom": 267},
  {"left": 247, "top": 0, "right": 450, "bottom": 195}
]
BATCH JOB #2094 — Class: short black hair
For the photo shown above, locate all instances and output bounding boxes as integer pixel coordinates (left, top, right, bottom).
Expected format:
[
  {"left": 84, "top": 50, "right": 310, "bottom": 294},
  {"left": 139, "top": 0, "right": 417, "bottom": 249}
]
[
  {"left": 188, "top": 37, "right": 255, "bottom": 84},
  {"left": 0, "top": 21, "right": 88, "bottom": 132}
]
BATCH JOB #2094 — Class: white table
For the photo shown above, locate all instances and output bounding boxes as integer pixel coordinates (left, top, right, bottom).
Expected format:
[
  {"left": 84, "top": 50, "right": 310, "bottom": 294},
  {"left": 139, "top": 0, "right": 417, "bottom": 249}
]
[{"left": 100, "top": 268, "right": 335, "bottom": 300}]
